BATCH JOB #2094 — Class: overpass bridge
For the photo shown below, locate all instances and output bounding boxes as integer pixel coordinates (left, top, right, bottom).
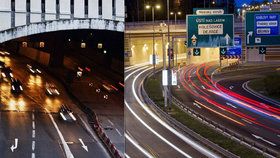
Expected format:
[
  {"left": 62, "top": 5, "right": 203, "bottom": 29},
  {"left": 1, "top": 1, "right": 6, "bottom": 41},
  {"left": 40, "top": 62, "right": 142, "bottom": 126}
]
[
  {"left": 125, "top": 19, "right": 280, "bottom": 66},
  {"left": 0, "top": 0, "right": 125, "bottom": 43}
]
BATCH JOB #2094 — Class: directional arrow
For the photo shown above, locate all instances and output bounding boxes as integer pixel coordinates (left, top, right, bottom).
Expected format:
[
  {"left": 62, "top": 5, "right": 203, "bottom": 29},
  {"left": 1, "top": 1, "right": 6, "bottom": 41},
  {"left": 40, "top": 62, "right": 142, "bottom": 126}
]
[
  {"left": 191, "top": 35, "right": 197, "bottom": 40},
  {"left": 225, "top": 34, "right": 231, "bottom": 45},
  {"left": 79, "top": 138, "right": 88, "bottom": 152},
  {"left": 247, "top": 31, "right": 253, "bottom": 44},
  {"left": 259, "top": 47, "right": 266, "bottom": 54},
  {"left": 10, "top": 138, "right": 18, "bottom": 152},
  {"left": 191, "top": 35, "right": 197, "bottom": 46}
]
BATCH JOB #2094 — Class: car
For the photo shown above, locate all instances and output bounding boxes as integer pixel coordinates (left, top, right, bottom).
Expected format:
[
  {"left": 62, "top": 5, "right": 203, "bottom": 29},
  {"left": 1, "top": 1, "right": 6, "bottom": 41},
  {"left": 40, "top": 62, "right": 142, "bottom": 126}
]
[
  {"left": 0, "top": 51, "right": 10, "bottom": 56},
  {"left": 45, "top": 82, "right": 60, "bottom": 96},
  {"left": 0, "top": 61, "right": 5, "bottom": 69},
  {"left": 26, "top": 64, "right": 41, "bottom": 74},
  {"left": 101, "top": 82, "right": 118, "bottom": 93},
  {"left": 1, "top": 66, "right": 13, "bottom": 80},
  {"left": 59, "top": 104, "right": 76, "bottom": 122},
  {"left": 11, "top": 78, "right": 23, "bottom": 94}
]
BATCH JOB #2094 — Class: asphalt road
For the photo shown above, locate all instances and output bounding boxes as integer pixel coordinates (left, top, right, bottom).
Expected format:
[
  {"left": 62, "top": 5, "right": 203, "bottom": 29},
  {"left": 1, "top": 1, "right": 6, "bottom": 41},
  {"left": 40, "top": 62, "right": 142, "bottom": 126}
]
[
  {"left": 173, "top": 63, "right": 280, "bottom": 154},
  {"left": 0, "top": 54, "right": 110, "bottom": 158},
  {"left": 124, "top": 65, "right": 219, "bottom": 158}
]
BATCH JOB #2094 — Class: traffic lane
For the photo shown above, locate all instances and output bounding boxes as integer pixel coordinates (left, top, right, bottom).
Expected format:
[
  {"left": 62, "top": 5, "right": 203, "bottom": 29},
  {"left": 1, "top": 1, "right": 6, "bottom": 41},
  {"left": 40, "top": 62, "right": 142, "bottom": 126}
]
[
  {"left": 51, "top": 113, "right": 111, "bottom": 158},
  {"left": 218, "top": 77, "right": 280, "bottom": 109},
  {"left": 125, "top": 67, "right": 208, "bottom": 158},
  {"left": 180, "top": 66, "right": 280, "bottom": 146},
  {"left": 0, "top": 112, "right": 63, "bottom": 158},
  {"left": 125, "top": 137, "right": 149, "bottom": 158}
]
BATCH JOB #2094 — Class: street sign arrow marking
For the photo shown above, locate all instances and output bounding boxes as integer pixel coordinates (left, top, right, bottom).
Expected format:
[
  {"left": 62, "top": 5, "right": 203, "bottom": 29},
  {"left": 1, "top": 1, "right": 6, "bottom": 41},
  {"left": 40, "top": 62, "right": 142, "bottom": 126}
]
[
  {"left": 191, "top": 35, "right": 197, "bottom": 40},
  {"left": 247, "top": 31, "right": 253, "bottom": 44},
  {"left": 10, "top": 138, "right": 18, "bottom": 152},
  {"left": 79, "top": 138, "right": 88, "bottom": 152},
  {"left": 225, "top": 34, "right": 231, "bottom": 45}
]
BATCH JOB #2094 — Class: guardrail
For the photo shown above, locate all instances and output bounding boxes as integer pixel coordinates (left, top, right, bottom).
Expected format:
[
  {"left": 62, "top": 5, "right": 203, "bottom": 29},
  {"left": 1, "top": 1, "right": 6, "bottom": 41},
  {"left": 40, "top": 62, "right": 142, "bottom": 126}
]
[
  {"left": 142, "top": 68, "right": 278, "bottom": 158},
  {"left": 141, "top": 69, "right": 239, "bottom": 158}
]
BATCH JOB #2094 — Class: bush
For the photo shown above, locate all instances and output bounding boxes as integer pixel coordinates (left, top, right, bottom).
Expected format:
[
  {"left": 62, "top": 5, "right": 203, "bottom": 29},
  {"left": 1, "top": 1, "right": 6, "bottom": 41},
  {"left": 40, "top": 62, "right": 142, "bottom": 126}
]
[{"left": 263, "top": 74, "right": 280, "bottom": 97}]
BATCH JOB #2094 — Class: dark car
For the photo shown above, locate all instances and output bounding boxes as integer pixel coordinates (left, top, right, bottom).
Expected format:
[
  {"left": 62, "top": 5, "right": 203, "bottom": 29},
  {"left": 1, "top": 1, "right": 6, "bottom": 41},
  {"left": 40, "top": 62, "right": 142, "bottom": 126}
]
[
  {"left": 27, "top": 64, "right": 42, "bottom": 74},
  {"left": 59, "top": 104, "right": 76, "bottom": 122},
  {"left": 11, "top": 78, "right": 23, "bottom": 94}
]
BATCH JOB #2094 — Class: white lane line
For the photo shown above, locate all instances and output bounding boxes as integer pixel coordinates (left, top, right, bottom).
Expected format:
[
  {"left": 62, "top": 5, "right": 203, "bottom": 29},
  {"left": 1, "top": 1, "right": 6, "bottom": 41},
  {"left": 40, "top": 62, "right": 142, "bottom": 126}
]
[
  {"left": 125, "top": 66, "right": 149, "bottom": 81},
  {"left": 193, "top": 102, "right": 202, "bottom": 109},
  {"left": 32, "top": 121, "right": 35, "bottom": 130},
  {"left": 32, "top": 113, "right": 35, "bottom": 120},
  {"left": 32, "top": 141, "right": 35, "bottom": 151},
  {"left": 252, "top": 134, "right": 277, "bottom": 146},
  {"left": 78, "top": 115, "right": 97, "bottom": 142},
  {"left": 46, "top": 109, "right": 74, "bottom": 158},
  {"left": 115, "top": 129, "right": 122, "bottom": 136},
  {"left": 125, "top": 101, "right": 192, "bottom": 158},
  {"left": 32, "top": 130, "right": 36, "bottom": 138},
  {"left": 125, "top": 133, "right": 154, "bottom": 158},
  {"left": 31, "top": 153, "right": 35, "bottom": 158},
  {"left": 124, "top": 153, "right": 131, "bottom": 158},
  {"left": 131, "top": 67, "right": 220, "bottom": 158},
  {"left": 226, "top": 102, "right": 237, "bottom": 109},
  {"left": 108, "top": 119, "right": 114, "bottom": 126},
  {"left": 242, "top": 119, "right": 252, "bottom": 125}
]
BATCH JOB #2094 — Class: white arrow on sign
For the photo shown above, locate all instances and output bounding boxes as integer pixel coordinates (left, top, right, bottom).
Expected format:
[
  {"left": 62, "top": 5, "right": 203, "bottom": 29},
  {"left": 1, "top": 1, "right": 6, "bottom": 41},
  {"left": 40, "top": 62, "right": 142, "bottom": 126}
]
[
  {"left": 247, "top": 31, "right": 253, "bottom": 44},
  {"left": 252, "top": 134, "right": 276, "bottom": 146},
  {"left": 79, "top": 138, "right": 88, "bottom": 152},
  {"left": 191, "top": 35, "right": 197, "bottom": 46},
  {"left": 10, "top": 138, "right": 18, "bottom": 152},
  {"left": 225, "top": 34, "right": 231, "bottom": 45}
]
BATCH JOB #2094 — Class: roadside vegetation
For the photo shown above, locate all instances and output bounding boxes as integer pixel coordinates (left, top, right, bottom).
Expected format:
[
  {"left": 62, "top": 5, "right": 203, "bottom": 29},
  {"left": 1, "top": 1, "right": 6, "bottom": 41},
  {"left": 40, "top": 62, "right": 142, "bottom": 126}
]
[{"left": 145, "top": 74, "right": 263, "bottom": 158}]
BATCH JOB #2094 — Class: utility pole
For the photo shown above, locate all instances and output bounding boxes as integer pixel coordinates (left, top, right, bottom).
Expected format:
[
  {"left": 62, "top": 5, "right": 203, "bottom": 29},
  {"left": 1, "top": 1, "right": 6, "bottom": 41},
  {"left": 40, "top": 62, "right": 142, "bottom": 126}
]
[{"left": 167, "top": 0, "right": 171, "bottom": 111}]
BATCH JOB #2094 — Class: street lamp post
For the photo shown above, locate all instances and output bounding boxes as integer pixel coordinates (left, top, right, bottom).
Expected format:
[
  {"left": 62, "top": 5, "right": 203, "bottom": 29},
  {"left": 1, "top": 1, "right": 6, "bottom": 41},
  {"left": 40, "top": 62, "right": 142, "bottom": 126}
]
[
  {"left": 167, "top": 0, "right": 171, "bottom": 111},
  {"left": 146, "top": 4, "right": 160, "bottom": 76},
  {"left": 170, "top": 11, "right": 181, "bottom": 69}
]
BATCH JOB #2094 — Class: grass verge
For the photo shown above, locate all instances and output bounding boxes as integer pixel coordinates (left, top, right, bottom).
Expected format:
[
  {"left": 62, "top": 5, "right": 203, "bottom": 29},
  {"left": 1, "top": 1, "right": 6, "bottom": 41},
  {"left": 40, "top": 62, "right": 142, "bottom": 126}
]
[{"left": 144, "top": 74, "right": 264, "bottom": 158}]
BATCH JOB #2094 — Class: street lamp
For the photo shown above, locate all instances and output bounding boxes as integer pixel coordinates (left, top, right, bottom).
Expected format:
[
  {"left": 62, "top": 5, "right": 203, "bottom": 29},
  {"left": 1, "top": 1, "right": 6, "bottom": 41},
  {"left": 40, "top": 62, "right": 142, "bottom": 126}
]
[
  {"left": 146, "top": 4, "right": 161, "bottom": 76},
  {"left": 170, "top": 11, "right": 181, "bottom": 69}
]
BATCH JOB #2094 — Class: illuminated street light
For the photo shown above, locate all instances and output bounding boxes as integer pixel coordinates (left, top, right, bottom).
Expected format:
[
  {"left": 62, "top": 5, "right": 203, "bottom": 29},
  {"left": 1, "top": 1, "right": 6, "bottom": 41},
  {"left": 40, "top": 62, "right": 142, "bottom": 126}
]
[{"left": 145, "top": 4, "right": 161, "bottom": 76}]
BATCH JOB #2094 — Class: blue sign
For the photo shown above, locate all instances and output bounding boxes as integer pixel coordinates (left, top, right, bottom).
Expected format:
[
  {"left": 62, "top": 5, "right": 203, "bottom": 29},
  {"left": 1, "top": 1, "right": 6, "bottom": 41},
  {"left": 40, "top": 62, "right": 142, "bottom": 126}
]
[
  {"left": 227, "top": 47, "right": 242, "bottom": 56},
  {"left": 255, "top": 14, "right": 279, "bottom": 36},
  {"left": 234, "top": 37, "right": 242, "bottom": 46},
  {"left": 220, "top": 46, "right": 242, "bottom": 59}
]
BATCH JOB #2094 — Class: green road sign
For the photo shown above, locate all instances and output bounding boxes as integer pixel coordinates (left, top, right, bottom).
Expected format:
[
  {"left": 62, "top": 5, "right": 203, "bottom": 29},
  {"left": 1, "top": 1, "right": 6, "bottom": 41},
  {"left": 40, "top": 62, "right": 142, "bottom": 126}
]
[
  {"left": 246, "top": 12, "right": 280, "bottom": 46},
  {"left": 193, "top": 48, "right": 201, "bottom": 56},
  {"left": 187, "top": 14, "right": 234, "bottom": 48},
  {"left": 259, "top": 47, "right": 266, "bottom": 54},
  {"left": 220, "top": 47, "right": 227, "bottom": 56}
]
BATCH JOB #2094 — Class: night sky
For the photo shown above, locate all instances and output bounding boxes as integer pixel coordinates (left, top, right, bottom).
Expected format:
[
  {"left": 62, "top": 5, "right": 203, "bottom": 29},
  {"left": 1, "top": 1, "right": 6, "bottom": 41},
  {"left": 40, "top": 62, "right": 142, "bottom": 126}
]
[{"left": 236, "top": 0, "right": 272, "bottom": 7}]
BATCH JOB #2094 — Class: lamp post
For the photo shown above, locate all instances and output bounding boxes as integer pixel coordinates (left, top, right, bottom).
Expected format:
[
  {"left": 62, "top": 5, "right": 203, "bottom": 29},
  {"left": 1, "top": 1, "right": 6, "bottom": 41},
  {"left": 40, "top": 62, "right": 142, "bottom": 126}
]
[
  {"left": 146, "top": 4, "right": 161, "bottom": 76},
  {"left": 167, "top": 0, "right": 171, "bottom": 111},
  {"left": 170, "top": 11, "right": 181, "bottom": 69}
]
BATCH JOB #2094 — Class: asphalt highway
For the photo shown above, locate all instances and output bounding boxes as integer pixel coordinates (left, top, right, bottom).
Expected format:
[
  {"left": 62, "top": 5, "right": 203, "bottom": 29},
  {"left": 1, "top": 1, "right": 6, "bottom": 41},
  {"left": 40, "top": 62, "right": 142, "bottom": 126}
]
[{"left": 0, "top": 55, "right": 110, "bottom": 158}]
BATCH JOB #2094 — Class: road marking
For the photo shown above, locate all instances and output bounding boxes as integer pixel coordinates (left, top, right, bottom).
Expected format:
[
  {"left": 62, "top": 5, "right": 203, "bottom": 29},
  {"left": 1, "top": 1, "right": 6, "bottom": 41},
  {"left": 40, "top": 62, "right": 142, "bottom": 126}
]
[
  {"left": 242, "top": 119, "right": 252, "bottom": 125},
  {"left": 108, "top": 119, "right": 114, "bottom": 126},
  {"left": 125, "top": 133, "right": 154, "bottom": 158},
  {"left": 46, "top": 109, "right": 74, "bottom": 158},
  {"left": 124, "top": 153, "right": 131, "bottom": 158},
  {"left": 32, "top": 130, "right": 35, "bottom": 138},
  {"left": 226, "top": 102, "right": 237, "bottom": 109},
  {"left": 31, "top": 153, "right": 35, "bottom": 158},
  {"left": 252, "top": 134, "right": 277, "bottom": 146},
  {"left": 32, "top": 121, "right": 35, "bottom": 130},
  {"left": 277, "top": 135, "right": 280, "bottom": 138},
  {"left": 32, "top": 141, "right": 35, "bottom": 151},
  {"left": 201, "top": 85, "right": 206, "bottom": 89},
  {"left": 32, "top": 113, "right": 35, "bottom": 120},
  {"left": 229, "top": 86, "right": 234, "bottom": 90},
  {"left": 115, "top": 128, "right": 122, "bottom": 136},
  {"left": 10, "top": 138, "right": 18, "bottom": 152},
  {"left": 193, "top": 102, "right": 201, "bottom": 109},
  {"left": 79, "top": 138, "right": 88, "bottom": 152},
  {"left": 130, "top": 67, "right": 220, "bottom": 158}
]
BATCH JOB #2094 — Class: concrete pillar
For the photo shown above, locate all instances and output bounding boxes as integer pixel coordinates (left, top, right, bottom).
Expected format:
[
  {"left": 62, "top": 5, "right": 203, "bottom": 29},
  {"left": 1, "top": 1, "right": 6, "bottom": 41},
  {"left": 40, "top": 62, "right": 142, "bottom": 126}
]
[
  {"left": 115, "top": 0, "right": 124, "bottom": 21},
  {"left": 0, "top": 0, "right": 11, "bottom": 31},
  {"left": 60, "top": 0, "right": 71, "bottom": 19},
  {"left": 88, "top": 0, "right": 99, "bottom": 18},
  {"left": 74, "top": 0, "right": 85, "bottom": 18},
  {"left": 30, "top": 0, "right": 42, "bottom": 23},
  {"left": 45, "top": 0, "right": 56, "bottom": 21},
  {"left": 102, "top": 0, "right": 112, "bottom": 20}
]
